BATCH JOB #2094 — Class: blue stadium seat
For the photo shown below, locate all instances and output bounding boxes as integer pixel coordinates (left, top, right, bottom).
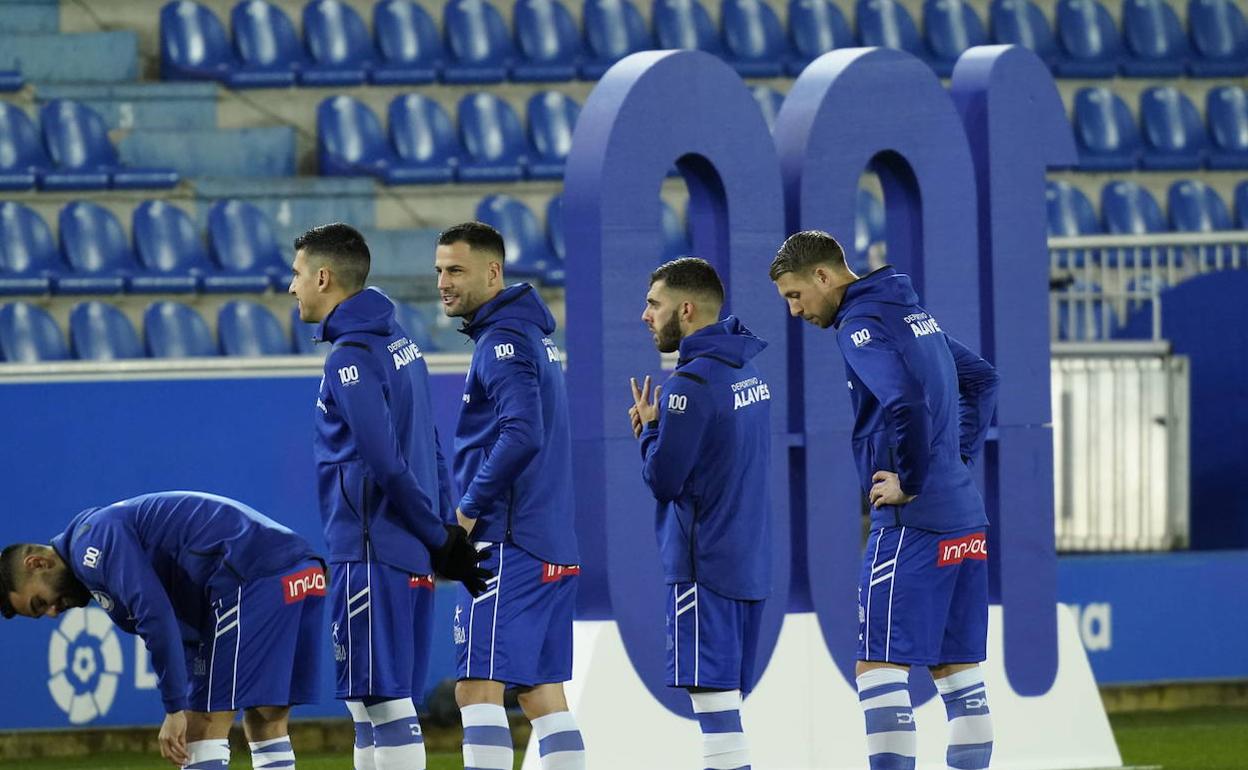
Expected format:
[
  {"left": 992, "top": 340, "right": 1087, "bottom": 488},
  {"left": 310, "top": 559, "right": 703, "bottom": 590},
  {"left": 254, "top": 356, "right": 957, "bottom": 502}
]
[
  {"left": 443, "top": 0, "right": 514, "bottom": 84},
  {"left": 514, "top": 0, "right": 582, "bottom": 82},
  {"left": 1207, "top": 87, "right": 1248, "bottom": 170},
  {"left": 0, "top": 70, "right": 21, "bottom": 92},
  {"left": 1121, "top": 0, "right": 1187, "bottom": 76},
  {"left": 654, "top": 0, "right": 723, "bottom": 57},
  {"left": 457, "top": 92, "right": 527, "bottom": 182},
  {"left": 476, "top": 194, "right": 560, "bottom": 282},
  {"left": 1168, "top": 179, "right": 1232, "bottom": 231},
  {"left": 134, "top": 200, "right": 270, "bottom": 293},
  {"left": 230, "top": 0, "right": 303, "bottom": 86},
  {"left": 527, "top": 91, "right": 579, "bottom": 180},
  {"left": 923, "top": 0, "right": 987, "bottom": 77},
  {"left": 0, "top": 302, "right": 69, "bottom": 361},
  {"left": 207, "top": 199, "right": 290, "bottom": 290},
  {"left": 1138, "top": 87, "right": 1205, "bottom": 170},
  {"left": 144, "top": 301, "right": 217, "bottom": 357},
  {"left": 582, "top": 0, "right": 653, "bottom": 79},
  {"left": 58, "top": 201, "right": 145, "bottom": 294},
  {"left": 290, "top": 305, "right": 324, "bottom": 354},
  {"left": 856, "top": 0, "right": 925, "bottom": 60},
  {"left": 1235, "top": 181, "right": 1248, "bottom": 229},
  {"left": 661, "top": 201, "right": 690, "bottom": 262},
  {"left": 39, "top": 100, "right": 179, "bottom": 190},
  {"left": 1046, "top": 180, "right": 1100, "bottom": 236},
  {"left": 1057, "top": 281, "right": 1114, "bottom": 341},
  {"left": 319, "top": 95, "right": 438, "bottom": 185},
  {"left": 1102, "top": 179, "right": 1166, "bottom": 241},
  {"left": 0, "top": 103, "right": 47, "bottom": 190},
  {"left": 0, "top": 202, "right": 61, "bottom": 295},
  {"left": 1073, "top": 87, "right": 1140, "bottom": 170},
  {"left": 750, "top": 85, "right": 784, "bottom": 132},
  {"left": 302, "top": 0, "right": 376, "bottom": 86},
  {"left": 1054, "top": 0, "right": 1119, "bottom": 77},
  {"left": 722, "top": 0, "right": 789, "bottom": 78},
  {"left": 788, "top": 0, "right": 854, "bottom": 75},
  {"left": 989, "top": 0, "right": 1058, "bottom": 67},
  {"left": 853, "top": 189, "right": 883, "bottom": 274},
  {"left": 219, "top": 300, "right": 288, "bottom": 355},
  {"left": 372, "top": 0, "right": 443, "bottom": 84},
  {"left": 69, "top": 301, "right": 143, "bottom": 360},
  {"left": 387, "top": 94, "right": 459, "bottom": 183},
  {"left": 159, "top": 0, "right": 292, "bottom": 87},
  {"left": 393, "top": 301, "right": 440, "bottom": 352},
  {"left": 1188, "top": 0, "right": 1248, "bottom": 77},
  {"left": 546, "top": 193, "right": 565, "bottom": 261}
]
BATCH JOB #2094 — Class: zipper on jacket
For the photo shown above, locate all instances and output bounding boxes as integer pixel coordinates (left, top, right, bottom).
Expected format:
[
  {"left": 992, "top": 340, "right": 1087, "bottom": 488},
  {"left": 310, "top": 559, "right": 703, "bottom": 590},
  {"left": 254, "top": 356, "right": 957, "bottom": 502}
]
[
  {"left": 339, "top": 466, "right": 371, "bottom": 548},
  {"left": 688, "top": 501, "right": 698, "bottom": 584},
  {"left": 888, "top": 447, "right": 902, "bottom": 528},
  {"left": 505, "top": 487, "right": 514, "bottom": 542}
]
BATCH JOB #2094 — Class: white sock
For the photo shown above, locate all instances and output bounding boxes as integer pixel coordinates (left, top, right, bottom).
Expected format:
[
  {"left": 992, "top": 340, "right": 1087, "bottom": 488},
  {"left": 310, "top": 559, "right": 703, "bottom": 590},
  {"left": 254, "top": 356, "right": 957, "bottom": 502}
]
[
  {"left": 936, "top": 668, "right": 994, "bottom": 770},
  {"left": 530, "top": 710, "right": 586, "bottom": 770},
  {"left": 690, "top": 690, "right": 751, "bottom": 770},
  {"left": 248, "top": 736, "right": 294, "bottom": 769},
  {"left": 183, "top": 738, "right": 230, "bottom": 769},
  {"left": 857, "top": 668, "right": 916, "bottom": 770},
  {"left": 461, "top": 702, "right": 513, "bottom": 770},
  {"left": 365, "top": 698, "right": 426, "bottom": 770},
  {"left": 346, "top": 700, "right": 376, "bottom": 770}
]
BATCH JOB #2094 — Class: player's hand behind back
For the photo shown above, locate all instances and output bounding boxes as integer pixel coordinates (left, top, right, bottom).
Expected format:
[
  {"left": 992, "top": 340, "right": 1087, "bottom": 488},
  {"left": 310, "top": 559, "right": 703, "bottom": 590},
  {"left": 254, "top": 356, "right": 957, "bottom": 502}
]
[{"left": 433, "top": 524, "right": 492, "bottom": 596}]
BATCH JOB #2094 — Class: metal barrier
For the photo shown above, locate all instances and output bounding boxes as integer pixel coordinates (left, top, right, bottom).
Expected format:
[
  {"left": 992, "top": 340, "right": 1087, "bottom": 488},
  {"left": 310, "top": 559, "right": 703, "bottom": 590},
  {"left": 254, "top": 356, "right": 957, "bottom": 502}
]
[{"left": 1051, "top": 342, "right": 1189, "bottom": 551}]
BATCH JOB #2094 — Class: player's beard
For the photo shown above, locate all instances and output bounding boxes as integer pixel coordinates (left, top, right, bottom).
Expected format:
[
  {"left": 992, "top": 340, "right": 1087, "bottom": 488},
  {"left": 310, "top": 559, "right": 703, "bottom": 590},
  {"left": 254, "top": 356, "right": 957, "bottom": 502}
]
[
  {"left": 53, "top": 568, "right": 92, "bottom": 610},
  {"left": 654, "top": 311, "right": 682, "bottom": 353}
]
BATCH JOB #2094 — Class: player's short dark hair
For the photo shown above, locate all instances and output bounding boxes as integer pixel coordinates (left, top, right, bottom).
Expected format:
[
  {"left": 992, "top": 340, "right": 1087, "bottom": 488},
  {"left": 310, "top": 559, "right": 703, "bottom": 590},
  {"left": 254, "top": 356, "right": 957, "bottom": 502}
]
[
  {"left": 437, "top": 221, "right": 506, "bottom": 261},
  {"left": 0, "top": 544, "right": 30, "bottom": 620},
  {"left": 650, "top": 257, "right": 725, "bottom": 307},
  {"left": 769, "top": 230, "right": 847, "bottom": 281},
  {"left": 293, "top": 222, "right": 371, "bottom": 292}
]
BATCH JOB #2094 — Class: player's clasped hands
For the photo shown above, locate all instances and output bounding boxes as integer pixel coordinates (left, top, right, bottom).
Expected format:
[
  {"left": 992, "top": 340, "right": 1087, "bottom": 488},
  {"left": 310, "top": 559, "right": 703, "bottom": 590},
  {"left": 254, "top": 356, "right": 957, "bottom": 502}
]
[
  {"left": 869, "top": 470, "right": 918, "bottom": 509},
  {"left": 432, "top": 524, "right": 493, "bottom": 597},
  {"left": 628, "top": 375, "right": 662, "bottom": 438}
]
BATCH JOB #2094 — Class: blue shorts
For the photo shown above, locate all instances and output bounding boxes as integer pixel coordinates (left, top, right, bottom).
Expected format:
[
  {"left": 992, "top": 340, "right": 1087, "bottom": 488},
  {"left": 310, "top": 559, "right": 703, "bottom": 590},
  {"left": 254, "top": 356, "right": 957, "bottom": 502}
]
[
  {"left": 858, "top": 525, "right": 989, "bottom": 666},
  {"left": 666, "top": 582, "right": 764, "bottom": 692},
  {"left": 329, "top": 558, "right": 435, "bottom": 701},
  {"left": 187, "top": 558, "right": 325, "bottom": 712},
  {"left": 453, "top": 542, "right": 578, "bottom": 688}
]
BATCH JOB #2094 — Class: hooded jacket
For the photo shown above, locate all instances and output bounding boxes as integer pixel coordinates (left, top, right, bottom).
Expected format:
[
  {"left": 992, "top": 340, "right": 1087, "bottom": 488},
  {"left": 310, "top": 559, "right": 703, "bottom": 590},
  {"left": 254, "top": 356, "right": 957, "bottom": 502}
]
[
  {"left": 833, "top": 267, "right": 1000, "bottom": 532},
  {"left": 454, "top": 283, "right": 578, "bottom": 565},
  {"left": 314, "top": 288, "right": 454, "bottom": 574},
  {"left": 638, "top": 316, "right": 773, "bottom": 601},
  {"left": 50, "top": 491, "right": 319, "bottom": 713}
]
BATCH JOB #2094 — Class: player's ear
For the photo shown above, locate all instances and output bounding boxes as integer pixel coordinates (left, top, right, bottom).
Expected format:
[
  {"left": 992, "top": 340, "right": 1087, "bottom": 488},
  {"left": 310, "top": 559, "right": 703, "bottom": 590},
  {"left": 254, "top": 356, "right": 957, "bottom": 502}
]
[{"left": 489, "top": 259, "right": 502, "bottom": 286}]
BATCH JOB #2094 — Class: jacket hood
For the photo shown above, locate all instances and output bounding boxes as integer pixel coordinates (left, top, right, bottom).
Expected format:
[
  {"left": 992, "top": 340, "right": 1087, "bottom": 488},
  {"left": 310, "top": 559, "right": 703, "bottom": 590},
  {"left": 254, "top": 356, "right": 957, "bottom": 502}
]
[
  {"left": 318, "top": 288, "right": 395, "bottom": 342},
  {"left": 460, "top": 283, "right": 556, "bottom": 339},
  {"left": 677, "top": 315, "right": 767, "bottom": 368},
  {"left": 834, "top": 266, "right": 920, "bottom": 327}
]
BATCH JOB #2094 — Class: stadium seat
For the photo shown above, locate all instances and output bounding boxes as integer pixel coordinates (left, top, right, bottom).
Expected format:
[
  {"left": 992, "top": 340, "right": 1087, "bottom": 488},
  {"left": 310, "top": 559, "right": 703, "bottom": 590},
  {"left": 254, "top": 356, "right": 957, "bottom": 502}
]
[
  {"left": 393, "top": 301, "right": 440, "bottom": 352},
  {"left": 1072, "top": 87, "right": 1140, "bottom": 171},
  {"left": 219, "top": 300, "right": 288, "bottom": 356},
  {"left": 1046, "top": 180, "right": 1100, "bottom": 268},
  {"left": 923, "top": 0, "right": 987, "bottom": 77},
  {"left": 443, "top": 0, "right": 514, "bottom": 83},
  {"left": 0, "top": 202, "right": 61, "bottom": 295},
  {"left": 989, "top": 0, "right": 1058, "bottom": 67},
  {"left": 853, "top": 189, "right": 884, "bottom": 274},
  {"left": 457, "top": 92, "right": 527, "bottom": 182},
  {"left": 319, "top": 95, "right": 439, "bottom": 184},
  {"left": 1235, "top": 181, "right": 1248, "bottom": 229},
  {"left": 856, "top": 0, "right": 925, "bottom": 60},
  {"left": 582, "top": 0, "right": 653, "bottom": 78},
  {"left": 1054, "top": 0, "right": 1119, "bottom": 78},
  {"left": 1188, "top": 0, "right": 1248, "bottom": 77},
  {"left": 514, "top": 0, "right": 582, "bottom": 82},
  {"left": 0, "top": 70, "right": 21, "bottom": 92},
  {"left": 301, "top": 0, "right": 376, "bottom": 86},
  {"left": 1138, "top": 87, "right": 1205, "bottom": 170},
  {"left": 372, "top": 0, "right": 443, "bottom": 84},
  {"left": 144, "top": 301, "right": 217, "bottom": 357},
  {"left": 0, "top": 301, "right": 69, "bottom": 362},
  {"left": 159, "top": 0, "right": 293, "bottom": 87},
  {"left": 69, "top": 301, "right": 143, "bottom": 360},
  {"left": 0, "top": 103, "right": 47, "bottom": 190},
  {"left": 1207, "top": 87, "right": 1248, "bottom": 170},
  {"left": 722, "top": 0, "right": 789, "bottom": 78},
  {"left": 527, "top": 91, "right": 579, "bottom": 180},
  {"left": 387, "top": 94, "right": 459, "bottom": 183},
  {"left": 230, "top": 0, "right": 304, "bottom": 85},
  {"left": 751, "top": 85, "right": 785, "bottom": 132},
  {"left": 58, "top": 202, "right": 144, "bottom": 294},
  {"left": 546, "top": 193, "right": 566, "bottom": 261},
  {"left": 290, "top": 305, "right": 324, "bottom": 354},
  {"left": 39, "top": 100, "right": 179, "bottom": 190},
  {"left": 653, "top": 0, "right": 724, "bottom": 57},
  {"left": 661, "top": 201, "right": 690, "bottom": 262},
  {"left": 134, "top": 200, "right": 270, "bottom": 293},
  {"left": 1121, "top": 0, "right": 1187, "bottom": 76},
  {"left": 207, "top": 199, "right": 290, "bottom": 290},
  {"left": 476, "top": 194, "right": 560, "bottom": 282},
  {"left": 1101, "top": 181, "right": 1168, "bottom": 266},
  {"left": 788, "top": 0, "right": 854, "bottom": 75},
  {"left": 1056, "top": 280, "right": 1114, "bottom": 341},
  {"left": 1168, "top": 178, "right": 1235, "bottom": 266}
]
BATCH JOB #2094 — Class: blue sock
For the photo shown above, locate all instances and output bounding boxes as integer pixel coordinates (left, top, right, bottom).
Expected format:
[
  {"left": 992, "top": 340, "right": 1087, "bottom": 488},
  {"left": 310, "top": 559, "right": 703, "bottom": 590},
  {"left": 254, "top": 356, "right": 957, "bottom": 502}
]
[
  {"left": 345, "top": 700, "right": 375, "bottom": 770},
  {"left": 856, "top": 668, "right": 916, "bottom": 770},
  {"left": 690, "top": 690, "right": 751, "bottom": 770},
  {"left": 461, "top": 702, "right": 513, "bottom": 770},
  {"left": 182, "top": 738, "right": 229, "bottom": 769},
  {"left": 530, "top": 710, "right": 586, "bottom": 769},
  {"left": 366, "top": 697, "right": 426, "bottom": 770},
  {"left": 248, "top": 736, "right": 294, "bottom": 770},
  {"left": 936, "top": 668, "right": 994, "bottom": 770}
]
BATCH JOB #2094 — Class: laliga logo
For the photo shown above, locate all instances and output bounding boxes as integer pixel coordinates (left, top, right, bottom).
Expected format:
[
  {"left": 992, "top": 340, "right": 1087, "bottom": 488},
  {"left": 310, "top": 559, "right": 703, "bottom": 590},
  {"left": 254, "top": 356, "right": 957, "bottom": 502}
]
[{"left": 47, "top": 607, "right": 123, "bottom": 724}]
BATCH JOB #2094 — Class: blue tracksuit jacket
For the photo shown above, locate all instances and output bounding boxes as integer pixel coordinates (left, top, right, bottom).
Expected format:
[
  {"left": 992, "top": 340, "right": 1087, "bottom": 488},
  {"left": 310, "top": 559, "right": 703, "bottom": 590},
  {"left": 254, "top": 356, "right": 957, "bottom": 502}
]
[
  {"left": 49, "top": 491, "right": 318, "bottom": 713},
  {"left": 834, "top": 267, "right": 1000, "bottom": 532},
  {"left": 314, "top": 288, "right": 454, "bottom": 574},
  {"left": 454, "top": 283, "right": 578, "bottom": 565},
  {"left": 638, "top": 317, "right": 773, "bottom": 601}
]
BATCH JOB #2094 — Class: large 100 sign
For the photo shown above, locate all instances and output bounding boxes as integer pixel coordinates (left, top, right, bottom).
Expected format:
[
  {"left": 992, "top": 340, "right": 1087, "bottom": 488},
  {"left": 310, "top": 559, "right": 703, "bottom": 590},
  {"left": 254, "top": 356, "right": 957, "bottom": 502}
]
[{"left": 561, "top": 46, "right": 1077, "bottom": 717}]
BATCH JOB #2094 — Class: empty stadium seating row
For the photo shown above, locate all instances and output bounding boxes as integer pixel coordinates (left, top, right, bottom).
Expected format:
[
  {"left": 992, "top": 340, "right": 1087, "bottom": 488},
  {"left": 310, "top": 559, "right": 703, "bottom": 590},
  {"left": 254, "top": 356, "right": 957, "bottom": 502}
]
[
  {"left": 0, "top": 297, "right": 441, "bottom": 362},
  {"left": 0, "top": 101, "right": 179, "bottom": 191},
  {"left": 159, "top": 0, "right": 1248, "bottom": 87},
  {"left": 1047, "top": 178, "right": 1248, "bottom": 237},
  {"left": 1073, "top": 85, "right": 1248, "bottom": 171}
]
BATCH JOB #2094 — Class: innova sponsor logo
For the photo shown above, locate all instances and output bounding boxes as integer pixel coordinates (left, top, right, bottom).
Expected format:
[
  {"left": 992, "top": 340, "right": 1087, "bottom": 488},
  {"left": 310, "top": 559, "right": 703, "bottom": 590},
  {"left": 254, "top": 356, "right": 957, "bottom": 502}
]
[{"left": 937, "top": 532, "right": 988, "bottom": 566}]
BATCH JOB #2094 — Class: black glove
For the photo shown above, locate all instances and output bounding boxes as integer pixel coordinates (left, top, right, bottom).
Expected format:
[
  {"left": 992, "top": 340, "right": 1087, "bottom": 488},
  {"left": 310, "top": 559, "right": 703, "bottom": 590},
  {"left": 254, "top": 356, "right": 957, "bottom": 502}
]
[{"left": 431, "top": 524, "right": 492, "bottom": 596}]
